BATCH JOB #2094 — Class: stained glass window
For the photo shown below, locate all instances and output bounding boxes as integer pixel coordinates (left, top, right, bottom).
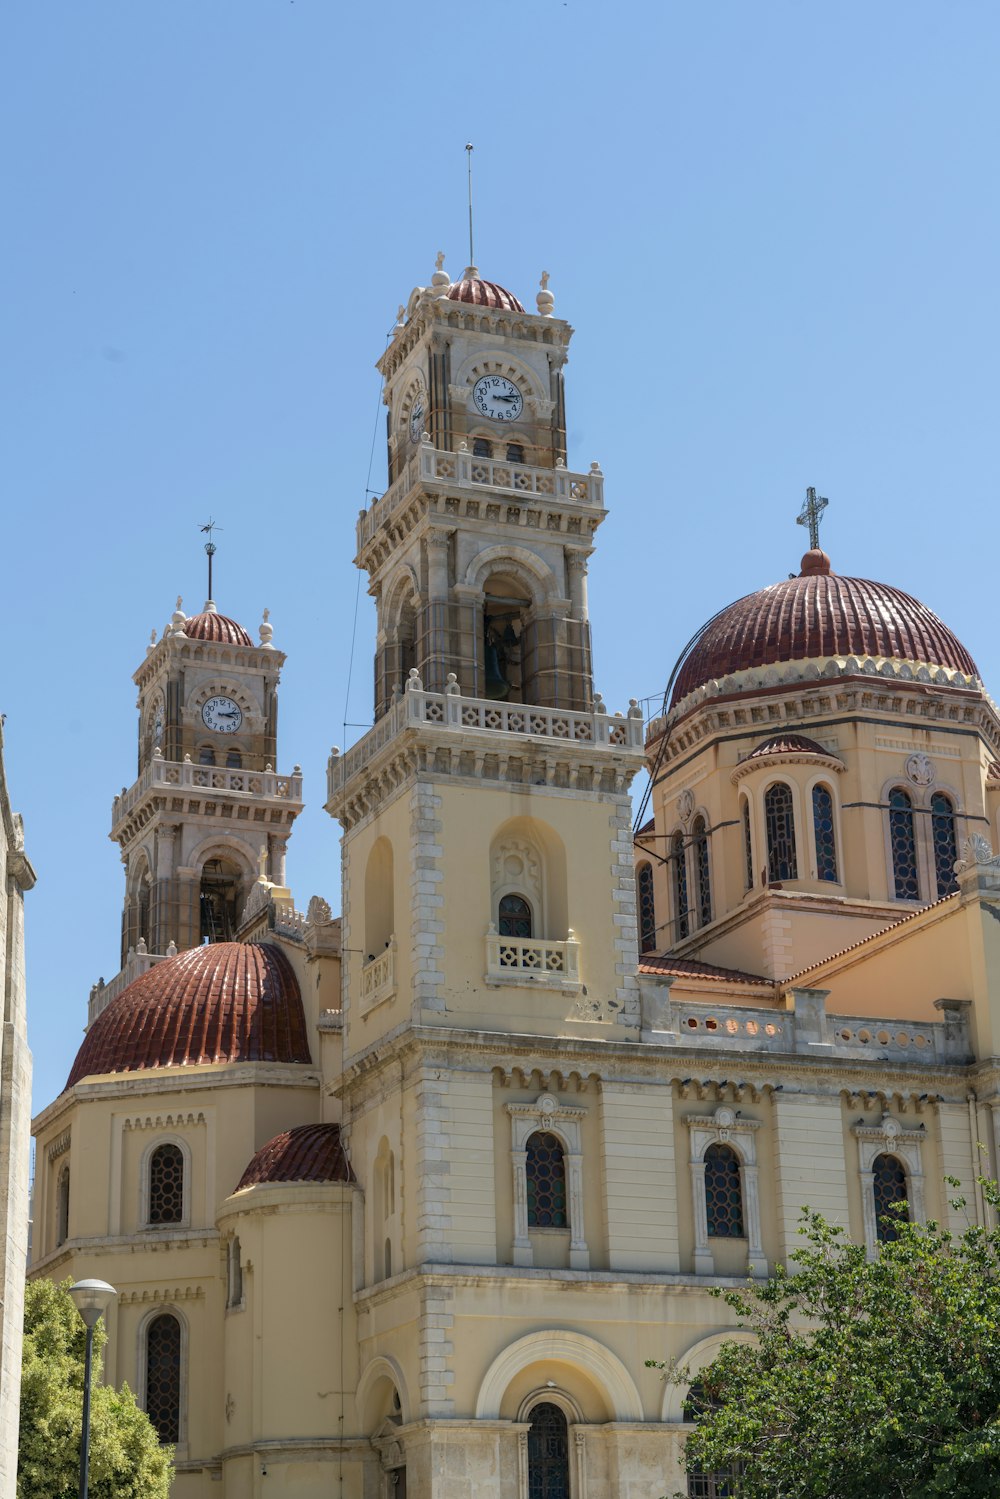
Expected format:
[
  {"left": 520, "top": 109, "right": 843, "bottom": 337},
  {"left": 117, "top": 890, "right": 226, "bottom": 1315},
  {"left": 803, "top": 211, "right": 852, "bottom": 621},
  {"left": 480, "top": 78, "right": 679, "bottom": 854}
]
[
  {"left": 527, "top": 1402, "right": 570, "bottom": 1499},
  {"left": 498, "top": 894, "right": 532, "bottom": 939},
  {"left": 685, "top": 1383, "right": 744, "bottom": 1498},
  {"left": 873, "top": 1153, "right": 909, "bottom": 1243},
  {"left": 145, "top": 1313, "right": 181, "bottom": 1444},
  {"left": 693, "top": 817, "right": 712, "bottom": 926},
  {"left": 742, "top": 799, "right": 753, "bottom": 890},
  {"left": 638, "top": 862, "right": 656, "bottom": 953},
  {"left": 764, "top": 783, "right": 797, "bottom": 882},
  {"left": 704, "top": 1143, "right": 744, "bottom": 1238},
  {"left": 812, "top": 784, "right": 838, "bottom": 882},
  {"left": 148, "top": 1143, "right": 184, "bottom": 1225},
  {"left": 931, "top": 792, "right": 958, "bottom": 899},
  {"left": 672, "top": 831, "right": 690, "bottom": 940},
  {"left": 526, "top": 1131, "right": 567, "bottom": 1228},
  {"left": 889, "top": 788, "right": 919, "bottom": 900}
]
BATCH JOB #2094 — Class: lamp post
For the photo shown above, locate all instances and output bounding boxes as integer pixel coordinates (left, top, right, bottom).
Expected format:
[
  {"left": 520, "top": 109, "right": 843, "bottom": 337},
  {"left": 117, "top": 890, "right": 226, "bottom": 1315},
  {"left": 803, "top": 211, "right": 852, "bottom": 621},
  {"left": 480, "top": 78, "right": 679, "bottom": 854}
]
[{"left": 68, "top": 1279, "right": 116, "bottom": 1499}]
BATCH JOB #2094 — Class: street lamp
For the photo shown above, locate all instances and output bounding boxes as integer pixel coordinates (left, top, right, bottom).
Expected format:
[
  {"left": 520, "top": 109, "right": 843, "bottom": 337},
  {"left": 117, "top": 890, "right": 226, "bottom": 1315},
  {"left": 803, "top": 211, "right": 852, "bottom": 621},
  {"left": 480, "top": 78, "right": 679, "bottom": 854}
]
[{"left": 68, "top": 1279, "right": 116, "bottom": 1499}]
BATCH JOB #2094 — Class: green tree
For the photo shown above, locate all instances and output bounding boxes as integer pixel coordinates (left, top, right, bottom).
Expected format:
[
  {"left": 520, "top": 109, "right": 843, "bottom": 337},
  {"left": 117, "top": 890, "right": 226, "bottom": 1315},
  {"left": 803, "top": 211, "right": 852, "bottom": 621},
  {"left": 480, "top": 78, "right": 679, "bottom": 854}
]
[
  {"left": 17, "top": 1278, "right": 173, "bottom": 1499},
  {"left": 651, "top": 1180, "right": 1000, "bottom": 1499}
]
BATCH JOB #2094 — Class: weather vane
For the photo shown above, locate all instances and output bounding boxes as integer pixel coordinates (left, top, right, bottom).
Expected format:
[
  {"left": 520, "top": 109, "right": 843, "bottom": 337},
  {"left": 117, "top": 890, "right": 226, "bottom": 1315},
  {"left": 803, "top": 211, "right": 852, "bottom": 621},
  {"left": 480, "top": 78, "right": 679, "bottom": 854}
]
[
  {"left": 796, "top": 487, "right": 828, "bottom": 551},
  {"left": 200, "top": 518, "right": 223, "bottom": 599}
]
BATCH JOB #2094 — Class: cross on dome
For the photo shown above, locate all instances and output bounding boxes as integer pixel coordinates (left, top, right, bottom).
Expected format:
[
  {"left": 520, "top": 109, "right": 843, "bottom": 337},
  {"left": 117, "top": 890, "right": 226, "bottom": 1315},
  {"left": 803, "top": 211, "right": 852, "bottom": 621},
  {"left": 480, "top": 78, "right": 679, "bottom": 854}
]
[{"left": 796, "top": 486, "right": 829, "bottom": 551}]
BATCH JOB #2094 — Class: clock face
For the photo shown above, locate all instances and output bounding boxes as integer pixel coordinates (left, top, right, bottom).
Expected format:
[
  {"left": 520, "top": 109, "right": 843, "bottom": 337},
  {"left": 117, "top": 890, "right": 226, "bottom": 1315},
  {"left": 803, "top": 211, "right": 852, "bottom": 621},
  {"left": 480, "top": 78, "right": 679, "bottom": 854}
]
[
  {"left": 408, "top": 395, "right": 425, "bottom": 443},
  {"left": 472, "top": 375, "right": 523, "bottom": 423},
  {"left": 201, "top": 696, "right": 243, "bottom": 734}
]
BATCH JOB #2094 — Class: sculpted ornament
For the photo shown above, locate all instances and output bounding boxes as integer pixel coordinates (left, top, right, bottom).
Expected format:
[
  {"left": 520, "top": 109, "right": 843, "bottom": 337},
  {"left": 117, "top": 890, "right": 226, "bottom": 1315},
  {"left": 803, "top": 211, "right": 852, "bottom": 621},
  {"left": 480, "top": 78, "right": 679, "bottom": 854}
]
[
  {"left": 677, "top": 789, "right": 695, "bottom": 824},
  {"left": 307, "top": 894, "right": 334, "bottom": 925},
  {"left": 905, "top": 752, "right": 934, "bottom": 786},
  {"left": 954, "top": 833, "right": 1000, "bottom": 872}
]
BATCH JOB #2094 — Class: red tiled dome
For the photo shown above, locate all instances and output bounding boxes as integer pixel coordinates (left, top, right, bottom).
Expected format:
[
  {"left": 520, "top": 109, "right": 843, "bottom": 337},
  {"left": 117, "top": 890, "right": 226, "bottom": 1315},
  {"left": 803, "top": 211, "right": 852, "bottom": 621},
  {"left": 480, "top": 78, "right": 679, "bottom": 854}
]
[
  {"left": 67, "top": 943, "right": 311, "bottom": 1088},
  {"left": 670, "top": 552, "right": 978, "bottom": 708},
  {"left": 747, "top": 733, "right": 835, "bottom": 760},
  {"left": 446, "top": 268, "right": 525, "bottom": 313},
  {"left": 236, "top": 1123, "right": 354, "bottom": 1190},
  {"left": 183, "top": 605, "right": 253, "bottom": 647}
]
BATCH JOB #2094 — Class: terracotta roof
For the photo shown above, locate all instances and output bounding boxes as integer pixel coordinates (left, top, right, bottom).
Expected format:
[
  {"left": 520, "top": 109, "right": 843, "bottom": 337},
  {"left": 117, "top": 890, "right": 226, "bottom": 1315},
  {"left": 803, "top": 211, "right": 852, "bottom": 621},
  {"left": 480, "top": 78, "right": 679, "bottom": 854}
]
[
  {"left": 635, "top": 817, "right": 655, "bottom": 836},
  {"left": 671, "top": 552, "right": 978, "bottom": 707},
  {"left": 747, "top": 733, "right": 836, "bottom": 760},
  {"left": 639, "top": 954, "right": 774, "bottom": 988},
  {"left": 67, "top": 942, "right": 311, "bottom": 1088},
  {"left": 236, "top": 1122, "right": 354, "bottom": 1190},
  {"left": 183, "top": 605, "right": 253, "bottom": 647},
  {"left": 446, "top": 269, "right": 525, "bottom": 314}
]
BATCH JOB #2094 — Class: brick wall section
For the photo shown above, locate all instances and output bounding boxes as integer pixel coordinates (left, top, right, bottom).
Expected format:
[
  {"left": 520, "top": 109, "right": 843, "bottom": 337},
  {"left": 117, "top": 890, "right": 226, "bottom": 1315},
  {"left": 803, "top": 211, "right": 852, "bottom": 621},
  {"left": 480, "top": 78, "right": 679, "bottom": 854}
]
[
  {"left": 772, "top": 1093, "right": 850, "bottom": 1264},
  {"left": 600, "top": 1083, "right": 679, "bottom": 1271}
]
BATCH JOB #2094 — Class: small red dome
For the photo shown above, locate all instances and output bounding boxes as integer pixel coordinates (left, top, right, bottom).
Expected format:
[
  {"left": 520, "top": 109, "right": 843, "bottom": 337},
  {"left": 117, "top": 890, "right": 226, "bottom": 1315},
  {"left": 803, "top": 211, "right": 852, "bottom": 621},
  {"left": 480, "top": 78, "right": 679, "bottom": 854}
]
[
  {"left": 236, "top": 1123, "right": 354, "bottom": 1191},
  {"left": 183, "top": 606, "right": 253, "bottom": 647},
  {"left": 67, "top": 943, "right": 311, "bottom": 1088},
  {"left": 671, "top": 561, "right": 978, "bottom": 708},
  {"left": 446, "top": 268, "right": 525, "bottom": 314},
  {"left": 747, "top": 733, "right": 834, "bottom": 760}
]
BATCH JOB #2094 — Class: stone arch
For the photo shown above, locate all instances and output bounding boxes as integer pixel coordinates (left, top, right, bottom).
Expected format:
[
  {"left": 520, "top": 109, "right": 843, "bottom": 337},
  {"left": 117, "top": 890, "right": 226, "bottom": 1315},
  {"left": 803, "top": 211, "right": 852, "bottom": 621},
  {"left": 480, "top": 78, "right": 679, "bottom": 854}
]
[
  {"left": 475, "top": 1329, "right": 643, "bottom": 1421},
  {"left": 357, "top": 1353, "right": 412, "bottom": 1429},
  {"left": 490, "top": 815, "right": 567, "bottom": 940},
  {"left": 461, "top": 545, "right": 561, "bottom": 606},
  {"left": 660, "top": 1331, "right": 757, "bottom": 1422},
  {"left": 364, "top": 837, "right": 395, "bottom": 958},
  {"left": 452, "top": 350, "right": 548, "bottom": 405}
]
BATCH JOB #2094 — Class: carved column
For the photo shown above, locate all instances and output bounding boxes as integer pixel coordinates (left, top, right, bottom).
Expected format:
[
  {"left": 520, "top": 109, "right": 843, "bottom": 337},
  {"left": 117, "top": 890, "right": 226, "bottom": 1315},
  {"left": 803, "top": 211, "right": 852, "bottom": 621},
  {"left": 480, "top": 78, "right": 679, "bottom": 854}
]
[
  {"left": 689, "top": 1159, "right": 713, "bottom": 1275},
  {"left": 741, "top": 1164, "right": 767, "bottom": 1276},
  {"left": 421, "top": 531, "right": 452, "bottom": 692},
  {"left": 567, "top": 1152, "right": 589, "bottom": 1270},
  {"left": 511, "top": 1150, "right": 532, "bottom": 1266}
]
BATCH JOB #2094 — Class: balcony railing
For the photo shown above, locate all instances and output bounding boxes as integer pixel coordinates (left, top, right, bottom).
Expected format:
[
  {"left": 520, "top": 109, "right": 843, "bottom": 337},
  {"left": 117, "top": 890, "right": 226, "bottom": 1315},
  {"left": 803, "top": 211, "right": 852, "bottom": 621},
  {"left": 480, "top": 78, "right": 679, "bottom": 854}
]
[
  {"left": 359, "top": 937, "right": 396, "bottom": 1013},
  {"left": 485, "top": 926, "right": 580, "bottom": 989},
  {"left": 87, "top": 939, "right": 175, "bottom": 1027},
  {"left": 357, "top": 441, "right": 604, "bottom": 551},
  {"left": 113, "top": 754, "right": 304, "bottom": 824}
]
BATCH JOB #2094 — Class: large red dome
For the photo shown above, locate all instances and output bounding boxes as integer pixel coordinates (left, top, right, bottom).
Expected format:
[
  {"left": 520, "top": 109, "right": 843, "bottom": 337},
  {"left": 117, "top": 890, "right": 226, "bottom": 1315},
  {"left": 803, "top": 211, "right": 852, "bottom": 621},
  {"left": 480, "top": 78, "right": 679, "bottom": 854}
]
[
  {"left": 446, "top": 268, "right": 525, "bottom": 313},
  {"left": 182, "top": 605, "right": 252, "bottom": 647},
  {"left": 670, "top": 551, "right": 978, "bottom": 709},
  {"left": 67, "top": 942, "right": 311, "bottom": 1088}
]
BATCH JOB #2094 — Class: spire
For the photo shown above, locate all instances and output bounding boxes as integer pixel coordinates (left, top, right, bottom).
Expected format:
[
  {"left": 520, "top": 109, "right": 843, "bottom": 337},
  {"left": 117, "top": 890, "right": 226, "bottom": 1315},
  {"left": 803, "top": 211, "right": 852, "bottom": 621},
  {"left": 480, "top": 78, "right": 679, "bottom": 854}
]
[{"left": 200, "top": 517, "right": 223, "bottom": 600}]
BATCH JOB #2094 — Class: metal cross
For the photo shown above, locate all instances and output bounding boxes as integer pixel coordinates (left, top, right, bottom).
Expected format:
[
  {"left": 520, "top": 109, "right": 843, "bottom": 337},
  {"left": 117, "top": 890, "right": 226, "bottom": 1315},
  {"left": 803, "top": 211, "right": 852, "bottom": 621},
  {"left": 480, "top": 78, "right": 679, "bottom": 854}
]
[{"left": 796, "top": 487, "right": 828, "bottom": 550}]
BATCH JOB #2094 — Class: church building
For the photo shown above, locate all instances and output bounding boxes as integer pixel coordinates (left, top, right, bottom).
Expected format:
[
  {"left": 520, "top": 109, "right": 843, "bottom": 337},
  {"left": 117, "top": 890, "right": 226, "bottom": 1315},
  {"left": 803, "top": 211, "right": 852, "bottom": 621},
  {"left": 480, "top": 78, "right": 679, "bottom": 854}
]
[{"left": 28, "top": 256, "right": 1000, "bottom": 1499}]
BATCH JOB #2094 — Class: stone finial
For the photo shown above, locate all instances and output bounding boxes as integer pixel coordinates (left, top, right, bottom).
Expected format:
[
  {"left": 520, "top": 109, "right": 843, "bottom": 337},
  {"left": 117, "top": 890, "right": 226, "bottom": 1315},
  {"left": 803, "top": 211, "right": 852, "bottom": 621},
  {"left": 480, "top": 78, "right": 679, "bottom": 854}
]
[
  {"left": 170, "top": 597, "right": 187, "bottom": 633},
  {"left": 396, "top": 303, "right": 406, "bottom": 327},
  {"left": 166, "top": 940, "right": 177, "bottom": 957},
  {"left": 259, "top": 607, "right": 274, "bottom": 648},
  {"left": 431, "top": 251, "right": 450, "bottom": 291},
  {"left": 536, "top": 271, "right": 555, "bottom": 317},
  {"left": 147, "top": 628, "right": 157, "bottom": 654},
  {"left": 258, "top": 847, "right": 269, "bottom": 882},
  {"left": 405, "top": 667, "right": 424, "bottom": 693}
]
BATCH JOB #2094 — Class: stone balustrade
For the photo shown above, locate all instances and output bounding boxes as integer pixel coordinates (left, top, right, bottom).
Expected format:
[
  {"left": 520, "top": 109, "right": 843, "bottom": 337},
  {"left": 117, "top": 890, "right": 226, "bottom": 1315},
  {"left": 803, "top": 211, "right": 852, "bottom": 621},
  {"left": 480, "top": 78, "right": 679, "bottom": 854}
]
[
  {"left": 87, "top": 938, "right": 176, "bottom": 1027},
  {"left": 485, "top": 927, "right": 581, "bottom": 989},
  {"left": 113, "top": 756, "right": 303, "bottom": 825},
  {"left": 359, "top": 937, "right": 396, "bottom": 1014}
]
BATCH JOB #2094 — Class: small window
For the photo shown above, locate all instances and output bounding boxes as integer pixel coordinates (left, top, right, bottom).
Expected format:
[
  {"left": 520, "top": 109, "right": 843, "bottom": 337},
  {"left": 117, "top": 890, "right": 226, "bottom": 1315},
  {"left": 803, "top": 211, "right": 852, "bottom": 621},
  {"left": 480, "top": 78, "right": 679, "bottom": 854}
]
[
  {"left": 227, "top": 1237, "right": 243, "bottom": 1309},
  {"left": 889, "top": 788, "right": 919, "bottom": 900},
  {"left": 930, "top": 792, "right": 958, "bottom": 899},
  {"left": 638, "top": 862, "right": 656, "bottom": 953},
  {"left": 145, "top": 1313, "right": 181, "bottom": 1444},
  {"left": 56, "top": 1166, "right": 70, "bottom": 1248},
  {"left": 526, "top": 1131, "right": 567, "bottom": 1228},
  {"left": 742, "top": 799, "right": 753, "bottom": 890},
  {"left": 693, "top": 816, "right": 712, "bottom": 926},
  {"left": 148, "top": 1143, "right": 184, "bottom": 1225},
  {"left": 764, "top": 782, "right": 797, "bottom": 882},
  {"left": 704, "top": 1143, "right": 744, "bottom": 1238},
  {"left": 198, "top": 745, "right": 216, "bottom": 766},
  {"left": 506, "top": 442, "right": 525, "bottom": 463},
  {"left": 225, "top": 749, "right": 242, "bottom": 769},
  {"left": 685, "top": 1382, "right": 744, "bottom": 1498},
  {"left": 672, "top": 831, "right": 689, "bottom": 941},
  {"left": 527, "top": 1402, "right": 570, "bottom": 1499},
  {"left": 498, "top": 893, "right": 532, "bottom": 939},
  {"left": 472, "top": 437, "right": 493, "bottom": 458},
  {"left": 812, "top": 783, "right": 838, "bottom": 882},
  {"left": 873, "top": 1153, "right": 909, "bottom": 1243}
]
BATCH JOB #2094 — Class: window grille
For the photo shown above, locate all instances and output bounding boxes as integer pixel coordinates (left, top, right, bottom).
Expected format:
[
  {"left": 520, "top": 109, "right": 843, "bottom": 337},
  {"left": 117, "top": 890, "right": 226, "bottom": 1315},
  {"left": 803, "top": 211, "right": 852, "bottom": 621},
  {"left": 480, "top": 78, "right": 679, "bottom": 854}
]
[
  {"left": 693, "top": 817, "right": 712, "bottom": 925},
  {"left": 145, "top": 1313, "right": 181, "bottom": 1444},
  {"left": 889, "top": 788, "right": 919, "bottom": 900},
  {"left": 930, "top": 792, "right": 958, "bottom": 898},
  {"left": 638, "top": 862, "right": 656, "bottom": 953},
  {"left": 873, "top": 1153, "right": 909, "bottom": 1243},
  {"left": 764, "top": 783, "right": 797, "bottom": 882},
  {"left": 527, "top": 1402, "right": 570, "bottom": 1499},
  {"left": 742, "top": 800, "right": 753, "bottom": 890},
  {"left": 812, "top": 784, "right": 838, "bottom": 882},
  {"left": 685, "top": 1383, "right": 744, "bottom": 1498},
  {"left": 526, "top": 1131, "right": 567, "bottom": 1228},
  {"left": 704, "top": 1143, "right": 744, "bottom": 1238},
  {"left": 148, "top": 1143, "right": 184, "bottom": 1225},
  {"left": 672, "top": 831, "right": 690, "bottom": 940},
  {"left": 472, "top": 437, "right": 493, "bottom": 458},
  {"left": 498, "top": 893, "right": 532, "bottom": 939},
  {"left": 506, "top": 443, "right": 525, "bottom": 463}
]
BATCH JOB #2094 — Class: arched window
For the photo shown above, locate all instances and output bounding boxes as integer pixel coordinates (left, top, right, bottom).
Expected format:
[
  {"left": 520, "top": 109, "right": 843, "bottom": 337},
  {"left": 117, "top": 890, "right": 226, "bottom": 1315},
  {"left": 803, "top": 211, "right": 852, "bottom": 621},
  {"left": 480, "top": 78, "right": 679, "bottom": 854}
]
[
  {"left": 873, "top": 1153, "right": 909, "bottom": 1243},
  {"left": 225, "top": 749, "right": 242, "bottom": 769},
  {"left": 198, "top": 745, "right": 216, "bottom": 766},
  {"left": 527, "top": 1402, "right": 570, "bottom": 1499},
  {"left": 227, "top": 1237, "right": 243, "bottom": 1308},
  {"left": 199, "top": 856, "right": 243, "bottom": 943},
  {"left": 637, "top": 862, "right": 656, "bottom": 953},
  {"left": 145, "top": 1313, "right": 181, "bottom": 1444},
  {"left": 685, "top": 1382, "right": 744, "bottom": 1498},
  {"left": 889, "top": 788, "right": 920, "bottom": 900},
  {"left": 930, "top": 792, "right": 958, "bottom": 898},
  {"left": 693, "top": 816, "right": 712, "bottom": 926},
  {"left": 498, "top": 893, "right": 532, "bottom": 939},
  {"left": 472, "top": 437, "right": 493, "bottom": 458},
  {"left": 764, "top": 783, "right": 797, "bottom": 882},
  {"left": 526, "top": 1131, "right": 567, "bottom": 1228},
  {"left": 704, "top": 1144, "right": 744, "bottom": 1238},
  {"left": 506, "top": 442, "right": 524, "bottom": 463},
  {"left": 672, "top": 831, "right": 690, "bottom": 941},
  {"left": 812, "top": 783, "right": 838, "bottom": 882},
  {"left": 148, "top": 1143, "right": 184, "bottom": 1225},
  {"left": 741, "top": 798, "right": 753, "bottom": 890},
  {"left": 56, "top": 1165, "right": 70, "bottom": 1248}
]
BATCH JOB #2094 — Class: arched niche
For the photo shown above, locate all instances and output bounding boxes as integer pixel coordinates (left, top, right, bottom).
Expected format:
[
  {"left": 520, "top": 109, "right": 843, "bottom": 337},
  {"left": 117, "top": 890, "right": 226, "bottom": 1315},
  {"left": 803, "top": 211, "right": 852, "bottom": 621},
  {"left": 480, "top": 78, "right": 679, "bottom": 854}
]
[
  {"left": 490, "top": 815, "right": 568, "bottom": 941},
  {"left": 475, "top": 1329, "right": 643, "bottom": 1423},
  {"left": 364, "top": 838, "right": 395, "bottom": 959}
]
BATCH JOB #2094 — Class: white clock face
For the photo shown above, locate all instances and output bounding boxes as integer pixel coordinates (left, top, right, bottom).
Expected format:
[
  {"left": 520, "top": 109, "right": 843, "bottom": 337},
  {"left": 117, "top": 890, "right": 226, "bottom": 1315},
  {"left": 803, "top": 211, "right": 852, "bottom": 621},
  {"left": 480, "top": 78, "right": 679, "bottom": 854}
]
[
  {"left": 201, "top": 696, "right": 243, "bottom": 734},
  {"left": 472, "top": 375, "right": 523, "bottom": 423},
  {"left": 408, "top": 395, "right": 425, "bottom": 443}
]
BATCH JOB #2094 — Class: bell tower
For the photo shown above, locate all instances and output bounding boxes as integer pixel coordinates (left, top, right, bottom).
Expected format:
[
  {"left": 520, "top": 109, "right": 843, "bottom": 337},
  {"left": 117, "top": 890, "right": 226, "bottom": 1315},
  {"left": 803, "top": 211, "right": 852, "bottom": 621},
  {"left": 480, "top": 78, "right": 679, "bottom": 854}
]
[
  {"left": 364, "top": 258, "right": 601, "bottom": 719},
  {"left": 110, "top": 596, "right": 303, "bottom": 969}
]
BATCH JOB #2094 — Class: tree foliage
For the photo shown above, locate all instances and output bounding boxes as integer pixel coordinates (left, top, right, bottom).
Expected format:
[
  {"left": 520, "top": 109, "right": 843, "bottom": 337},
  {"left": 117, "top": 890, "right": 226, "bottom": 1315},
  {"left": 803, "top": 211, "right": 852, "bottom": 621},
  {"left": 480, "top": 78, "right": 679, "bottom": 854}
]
[
  {"left": 652, "top": 1180, "right": 1000, "bottom": 1499},
  {"left": 18, "top": 1278, "right": 172, "bottom": 1499}
]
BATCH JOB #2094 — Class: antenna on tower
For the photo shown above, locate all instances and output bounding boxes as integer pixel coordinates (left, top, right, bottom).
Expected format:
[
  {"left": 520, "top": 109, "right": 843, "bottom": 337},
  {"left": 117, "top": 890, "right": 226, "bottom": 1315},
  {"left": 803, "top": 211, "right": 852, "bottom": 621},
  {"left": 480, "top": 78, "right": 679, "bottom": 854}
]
[
  {"left": 200, "top": 518, "right": 223, "bottom": 600},
  {"left": 465, "top": 143, "right": 475, "bottom": 269}
]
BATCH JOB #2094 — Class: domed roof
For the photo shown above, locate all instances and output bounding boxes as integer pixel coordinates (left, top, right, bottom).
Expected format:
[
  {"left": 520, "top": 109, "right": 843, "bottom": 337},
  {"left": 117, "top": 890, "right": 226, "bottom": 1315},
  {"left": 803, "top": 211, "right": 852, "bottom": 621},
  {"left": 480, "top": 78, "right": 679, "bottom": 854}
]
[
  {"left": 446, "top": 267, "right": 525, "bottom": 314},
  {"left": 746, "top": 733, "right": 834, "bottom": 760},
  {"left": 183, "top": 602, "right": 253, "bottom": 647},
  {"left": 671, "top": 550, "right": 978, "bottom": 709},
  {"left": 236, "top": 1123, "right": 354, "bottom": 1191},
  {"left": 67, "top": 943, "right": 311, "bottom": 1089}
]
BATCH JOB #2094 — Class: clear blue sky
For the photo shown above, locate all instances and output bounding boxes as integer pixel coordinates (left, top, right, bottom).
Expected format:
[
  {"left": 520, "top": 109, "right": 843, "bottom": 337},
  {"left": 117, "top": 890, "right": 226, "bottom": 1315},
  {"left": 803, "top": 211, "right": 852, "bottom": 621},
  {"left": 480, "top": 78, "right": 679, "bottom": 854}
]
[{"left": 5, "top": 1, "right": 999, "bottom": 1110}]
